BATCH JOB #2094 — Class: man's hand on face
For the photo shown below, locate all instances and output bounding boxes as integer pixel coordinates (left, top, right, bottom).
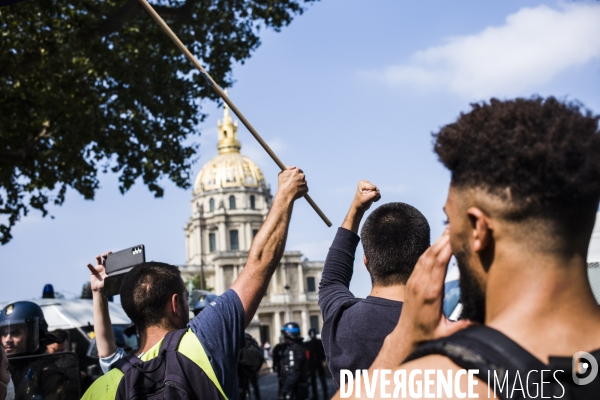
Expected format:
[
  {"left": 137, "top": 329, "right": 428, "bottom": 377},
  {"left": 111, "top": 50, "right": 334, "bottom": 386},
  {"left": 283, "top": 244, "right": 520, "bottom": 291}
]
[
  {"left": 87, "top": 253, "right": 111, "bottom": 293},
  {"left": 276, "top": 166, "right": 309, "bottom": 203},
  {"left": 352, "top": 180, "right": 381, "bottom": 213},
  {"left": 392, "top": 230, "right": 472, "bottom": 356}
]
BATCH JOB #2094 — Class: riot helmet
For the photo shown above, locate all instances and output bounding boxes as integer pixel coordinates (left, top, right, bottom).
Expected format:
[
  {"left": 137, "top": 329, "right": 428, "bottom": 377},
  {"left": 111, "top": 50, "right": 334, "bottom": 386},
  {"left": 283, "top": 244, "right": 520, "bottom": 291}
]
[
  {"left": 192, "top": 291, "right": 218, "bottom": 316},
  {"left": 0, "top": 302, "right": 45, "bottom": 356},
  {"left": 281, "top": 322, "right": 301, "bottom": 340}
]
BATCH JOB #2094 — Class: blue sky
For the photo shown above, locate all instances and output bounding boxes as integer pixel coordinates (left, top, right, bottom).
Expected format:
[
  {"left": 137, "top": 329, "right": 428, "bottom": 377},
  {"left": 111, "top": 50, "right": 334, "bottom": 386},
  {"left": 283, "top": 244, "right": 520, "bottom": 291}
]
[{"left": 1, "top": 0, "right": 599, "bottom": 301}]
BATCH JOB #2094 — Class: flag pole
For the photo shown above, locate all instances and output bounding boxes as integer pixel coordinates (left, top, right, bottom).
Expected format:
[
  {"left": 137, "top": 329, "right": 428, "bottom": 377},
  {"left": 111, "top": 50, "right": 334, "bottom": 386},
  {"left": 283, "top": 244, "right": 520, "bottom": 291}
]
[{"left": 138, "top": 0, "right": 332, "bottom": 227}]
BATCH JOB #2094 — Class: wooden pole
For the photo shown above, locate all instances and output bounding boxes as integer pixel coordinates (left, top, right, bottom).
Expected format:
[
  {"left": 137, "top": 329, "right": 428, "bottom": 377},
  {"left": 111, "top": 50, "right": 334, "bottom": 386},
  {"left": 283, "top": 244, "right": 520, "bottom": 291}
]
[{"left": 138, "top": 0, "right": 332, "bottom": 227}]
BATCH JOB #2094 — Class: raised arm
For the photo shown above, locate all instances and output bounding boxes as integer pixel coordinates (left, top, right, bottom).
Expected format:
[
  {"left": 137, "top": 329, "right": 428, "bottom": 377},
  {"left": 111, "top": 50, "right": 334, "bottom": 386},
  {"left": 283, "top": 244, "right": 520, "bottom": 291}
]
[
  {"left": 341, "top": 180, "right": 381, "bottom": 234},
  {"left": 87, "top": 253, "right": 117, "bottom": 358},
  {"left": 332, "top": 230, "right": 473, "bottom": 400},
  {"left": 318, "top": 180, "right": 381, "bottom": 318},
  {"left": 231, "top": 166, "right": 308, "bottom": 328}
]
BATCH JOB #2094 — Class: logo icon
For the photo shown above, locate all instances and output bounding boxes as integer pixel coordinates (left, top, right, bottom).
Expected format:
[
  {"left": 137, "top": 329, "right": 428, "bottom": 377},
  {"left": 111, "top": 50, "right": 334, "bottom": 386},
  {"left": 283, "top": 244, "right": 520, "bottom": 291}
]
[{"left": 573, "top": 351, "right": 598, "bottom": 385}]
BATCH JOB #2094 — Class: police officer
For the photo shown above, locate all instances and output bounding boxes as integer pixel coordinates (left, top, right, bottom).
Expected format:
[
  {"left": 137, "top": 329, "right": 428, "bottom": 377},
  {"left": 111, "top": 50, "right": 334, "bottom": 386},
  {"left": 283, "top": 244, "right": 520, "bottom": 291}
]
[
  {"left": 306, "top": 329, "right": 328, "bottom": 400},
  {"left": 192, "top": 290, "right": 218, "bottom": 316},
  {"left": 279, "top": 322, "right": 308, "bottom": 400},
  {"left": 0, "top": 302, "right": 78, "bottom": 400},
  {"left": 272, "top": 335, "right": 288, "bottom": 396}
]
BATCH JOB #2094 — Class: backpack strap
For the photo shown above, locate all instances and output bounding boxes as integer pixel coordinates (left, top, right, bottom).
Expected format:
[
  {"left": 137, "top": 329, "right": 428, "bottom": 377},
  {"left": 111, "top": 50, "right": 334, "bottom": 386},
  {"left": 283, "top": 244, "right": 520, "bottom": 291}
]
[
  {"left": 158, "top": 328, "right": 187, "bottom": 353},
  {"left": 111, "top": 354, "right": 140, "bottom": 375},
  {"left": 404, "top": 325, "right": 567, "bottom": 400},
  {"left": 405, "top": 325, "right": 544, "bottom": 373}
]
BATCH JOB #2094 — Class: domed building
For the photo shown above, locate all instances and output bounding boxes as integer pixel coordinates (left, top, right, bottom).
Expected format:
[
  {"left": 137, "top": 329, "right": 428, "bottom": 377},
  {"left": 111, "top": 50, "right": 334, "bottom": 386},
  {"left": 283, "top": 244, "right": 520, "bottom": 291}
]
[{"left": 181, "top": 104, "right": 324, "bottom": 344}]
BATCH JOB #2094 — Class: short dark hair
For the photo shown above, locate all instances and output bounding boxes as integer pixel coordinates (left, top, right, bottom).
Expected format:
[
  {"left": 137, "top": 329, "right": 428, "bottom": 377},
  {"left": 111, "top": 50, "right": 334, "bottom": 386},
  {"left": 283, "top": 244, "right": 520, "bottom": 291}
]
[
  {"left": 120, "top": 262, "right": 185, "bottom": 330},
  {"left": 361, "top": 202, "right": 430, "bottom": 286},
  {"left": 433, "top": 97, "right": 600, "bottom": 230}
]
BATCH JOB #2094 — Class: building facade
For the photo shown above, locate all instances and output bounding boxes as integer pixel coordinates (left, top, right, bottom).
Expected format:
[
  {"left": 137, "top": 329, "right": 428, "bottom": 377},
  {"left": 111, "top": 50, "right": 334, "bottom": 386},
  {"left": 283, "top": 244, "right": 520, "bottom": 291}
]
[{"left": 180, "top": 104, "right": 324, "bottom": 344}]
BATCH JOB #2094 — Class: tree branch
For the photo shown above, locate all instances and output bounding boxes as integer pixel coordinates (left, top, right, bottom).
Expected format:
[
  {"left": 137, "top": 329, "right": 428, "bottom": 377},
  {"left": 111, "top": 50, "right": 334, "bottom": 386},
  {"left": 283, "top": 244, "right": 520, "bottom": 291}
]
[{"left": 0, "top": 0, "right": 200, "bottom": 78}]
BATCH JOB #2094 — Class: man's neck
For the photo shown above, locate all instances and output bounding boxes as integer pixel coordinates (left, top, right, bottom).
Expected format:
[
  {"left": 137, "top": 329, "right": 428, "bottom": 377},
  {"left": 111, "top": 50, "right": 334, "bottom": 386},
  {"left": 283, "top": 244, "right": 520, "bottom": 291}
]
[
  {"left": 485, "top": 242, "right": 600, "bottom": 361},
  {"left": 369, "top": 284, "right": 405, "bottom": 302},
  {"left": 136, "top": 325, "right": 172, "bottom": 356}
]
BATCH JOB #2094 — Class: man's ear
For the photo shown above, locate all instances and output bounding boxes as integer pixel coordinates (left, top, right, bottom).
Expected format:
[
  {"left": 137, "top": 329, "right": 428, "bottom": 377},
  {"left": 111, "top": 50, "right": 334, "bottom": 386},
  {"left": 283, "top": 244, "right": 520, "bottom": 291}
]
[
  {"left": 170, "top": 293, "right": 180, "bottom": 316},
  {"left": 467, "top": 207, "right": 492, "bottom": 253},
  {"left": 363, "top": 255, "right": 369, "bottom": 268}
]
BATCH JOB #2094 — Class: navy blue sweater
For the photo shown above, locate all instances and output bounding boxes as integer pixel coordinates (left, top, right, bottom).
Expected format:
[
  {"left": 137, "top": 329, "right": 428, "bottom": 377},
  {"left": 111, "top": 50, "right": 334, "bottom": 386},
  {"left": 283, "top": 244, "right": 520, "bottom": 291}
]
[{"left": 319, "top": 228, "right": 403, "bottom": 388}]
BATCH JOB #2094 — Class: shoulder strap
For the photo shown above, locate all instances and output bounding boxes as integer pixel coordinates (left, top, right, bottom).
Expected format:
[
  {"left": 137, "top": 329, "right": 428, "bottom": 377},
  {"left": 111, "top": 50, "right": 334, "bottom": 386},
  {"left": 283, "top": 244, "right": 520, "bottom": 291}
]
[
  {"left": 159, "top": 328, "right": 187, "bottom": 353},
  {"left": 405, "top": 325, "right": 545, "bottom": 376},
  {"left": 111, "top": 354, "right": 139, "bottom": 374}
]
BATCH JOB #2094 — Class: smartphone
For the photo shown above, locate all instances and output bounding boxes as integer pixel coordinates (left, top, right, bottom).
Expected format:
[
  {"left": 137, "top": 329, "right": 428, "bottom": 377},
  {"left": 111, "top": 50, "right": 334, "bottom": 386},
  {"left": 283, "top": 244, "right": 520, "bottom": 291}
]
[{"left": 104, "top": 245, "right": 146, "bottom": 296}]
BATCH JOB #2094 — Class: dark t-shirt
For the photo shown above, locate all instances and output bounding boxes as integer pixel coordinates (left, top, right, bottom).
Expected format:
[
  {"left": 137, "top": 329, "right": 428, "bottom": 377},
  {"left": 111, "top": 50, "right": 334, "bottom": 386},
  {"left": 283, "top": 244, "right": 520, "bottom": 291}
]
[
  {"left": 188, "top": 289, "right": 246, "bottom": 400},
  {"left": 319, "top": 228, "right": 403, "bottom": 388}
]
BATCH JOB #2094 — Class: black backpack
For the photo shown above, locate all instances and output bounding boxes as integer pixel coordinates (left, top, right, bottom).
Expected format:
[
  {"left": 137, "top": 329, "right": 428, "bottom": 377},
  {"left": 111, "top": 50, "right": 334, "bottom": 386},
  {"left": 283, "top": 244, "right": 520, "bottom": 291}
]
[
  {"left": 113, "top": 328, "right": 225, "bottom": 400},
  {"left": 405, "top": 325, "right": 600, "bottom": 400},
  {"left": 238, "top": 333, "right": 265, "bottom": 375}
]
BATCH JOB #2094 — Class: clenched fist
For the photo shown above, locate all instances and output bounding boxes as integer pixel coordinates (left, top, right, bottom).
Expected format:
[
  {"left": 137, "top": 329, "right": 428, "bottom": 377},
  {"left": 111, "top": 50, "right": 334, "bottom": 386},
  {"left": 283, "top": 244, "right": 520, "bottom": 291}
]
[{"left": 351, "top": 180, "right": 381, "bottom": 212}]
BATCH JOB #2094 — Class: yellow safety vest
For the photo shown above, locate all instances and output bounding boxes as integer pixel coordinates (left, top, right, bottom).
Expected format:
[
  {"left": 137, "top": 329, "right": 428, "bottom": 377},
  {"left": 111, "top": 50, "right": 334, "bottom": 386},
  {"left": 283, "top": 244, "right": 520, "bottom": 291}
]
[{"left": 81, "top": 329, "right": 227, "bottom": 400}]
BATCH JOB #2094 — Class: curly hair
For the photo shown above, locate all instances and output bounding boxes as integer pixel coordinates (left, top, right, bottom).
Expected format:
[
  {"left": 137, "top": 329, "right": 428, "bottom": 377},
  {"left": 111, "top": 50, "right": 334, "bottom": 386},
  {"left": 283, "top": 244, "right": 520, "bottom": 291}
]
[
  {"left": 361, "top": 202, "right": 430, "bottom": 286},
  {"left": 434, "top": 97, "right": 600, "bottom": 225}
]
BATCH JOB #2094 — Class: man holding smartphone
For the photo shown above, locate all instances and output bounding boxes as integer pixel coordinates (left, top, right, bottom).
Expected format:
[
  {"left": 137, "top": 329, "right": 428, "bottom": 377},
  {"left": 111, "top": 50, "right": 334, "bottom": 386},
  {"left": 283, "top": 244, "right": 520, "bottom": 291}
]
[{"left": 83, "top": 166, "right": 308, "bottom": 400}]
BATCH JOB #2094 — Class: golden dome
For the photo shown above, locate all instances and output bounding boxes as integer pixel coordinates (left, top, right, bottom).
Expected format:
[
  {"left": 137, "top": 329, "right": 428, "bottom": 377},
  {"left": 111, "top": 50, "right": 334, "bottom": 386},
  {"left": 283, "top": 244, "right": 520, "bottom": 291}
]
[{"left": 193, "top": 103, "right": 268, "bottom": 193}]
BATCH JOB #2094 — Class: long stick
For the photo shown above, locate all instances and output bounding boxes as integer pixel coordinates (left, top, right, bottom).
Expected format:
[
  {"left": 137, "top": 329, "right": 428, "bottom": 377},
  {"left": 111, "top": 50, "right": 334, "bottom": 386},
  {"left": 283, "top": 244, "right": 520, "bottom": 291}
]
[{"left": 138, "top": 0, "right": 332, "bottom": 227}]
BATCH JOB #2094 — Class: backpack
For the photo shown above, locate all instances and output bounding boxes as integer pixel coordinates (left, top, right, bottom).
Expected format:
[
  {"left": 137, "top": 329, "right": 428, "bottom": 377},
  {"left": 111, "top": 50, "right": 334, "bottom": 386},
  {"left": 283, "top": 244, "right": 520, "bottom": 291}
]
[
  {"left": 113, "top": 328, "right": 225, "bottom": 400},
  {"left": 238, "top": 333, "right": 265, "bottom": 375},
  {"left": 404, "top": 325, "right": 600, "bottom": 400}
]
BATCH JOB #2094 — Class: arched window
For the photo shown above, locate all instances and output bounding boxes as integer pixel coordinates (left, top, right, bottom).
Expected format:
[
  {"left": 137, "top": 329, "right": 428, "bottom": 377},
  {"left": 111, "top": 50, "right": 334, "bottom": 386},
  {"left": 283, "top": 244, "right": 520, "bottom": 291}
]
[
  {"left": 209, "top": 198, "right": 215, "bottom": 212},
  {"left": 229, "top": 195, "right": 236, "bottom": 210},
  {"left": 250, "top": 195, "right": 255, "bottom": 210}
]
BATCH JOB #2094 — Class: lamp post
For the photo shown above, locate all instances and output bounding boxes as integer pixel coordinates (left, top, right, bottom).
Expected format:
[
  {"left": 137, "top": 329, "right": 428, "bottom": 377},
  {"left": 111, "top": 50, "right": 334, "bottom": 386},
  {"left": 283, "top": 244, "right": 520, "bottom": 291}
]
[
  {"left": 284, "top": 284, "right": 291, "bottom": 322},
  {"left": 196, "top": 202, "right": 206, "bottom": 290}
]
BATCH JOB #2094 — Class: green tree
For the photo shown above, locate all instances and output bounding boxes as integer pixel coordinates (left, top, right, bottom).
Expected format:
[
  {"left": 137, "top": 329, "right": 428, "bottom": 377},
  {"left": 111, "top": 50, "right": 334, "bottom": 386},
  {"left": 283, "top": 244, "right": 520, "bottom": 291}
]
[
  {"left": 0, "top": 0, "right": 316, "bottom": 244},
  {"left": 186, "top": 275, "right": 213, "bottom": 292}
]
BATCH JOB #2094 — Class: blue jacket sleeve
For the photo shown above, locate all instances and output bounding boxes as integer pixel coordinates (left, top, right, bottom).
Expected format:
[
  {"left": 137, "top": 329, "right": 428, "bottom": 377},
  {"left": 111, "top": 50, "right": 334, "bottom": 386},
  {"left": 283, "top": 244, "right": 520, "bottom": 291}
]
[{"left": 318, "top": 227, "right": 361, "bottom": 322}]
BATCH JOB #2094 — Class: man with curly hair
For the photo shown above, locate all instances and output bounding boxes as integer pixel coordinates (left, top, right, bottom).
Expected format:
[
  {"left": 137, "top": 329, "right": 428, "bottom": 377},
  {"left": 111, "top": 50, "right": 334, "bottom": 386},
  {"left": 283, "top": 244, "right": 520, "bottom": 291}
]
[{"left": 334, "top": 97, "right": 600, "bottom": 399}]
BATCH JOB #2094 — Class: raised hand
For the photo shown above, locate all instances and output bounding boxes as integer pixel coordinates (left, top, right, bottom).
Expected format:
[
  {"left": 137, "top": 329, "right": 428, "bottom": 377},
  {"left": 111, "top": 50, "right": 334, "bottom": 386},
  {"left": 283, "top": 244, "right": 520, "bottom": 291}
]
[
  {"left": 87, "top": 253, "right": 111, "bottom": 293},
  {"left": 351, "top": 180, "right": 381, "bottom": 213},
  {"left": 370, "top": 230, "right": 472, "bottom": 370},
  {"left": 342, "top": 180, "right": 381, "bottom": 233},
  {"left": 401, "top": 230, "right": 471, "bottom": 340},
  {"left": 276, "top": 166, "right": 308, "bottom": 202}
]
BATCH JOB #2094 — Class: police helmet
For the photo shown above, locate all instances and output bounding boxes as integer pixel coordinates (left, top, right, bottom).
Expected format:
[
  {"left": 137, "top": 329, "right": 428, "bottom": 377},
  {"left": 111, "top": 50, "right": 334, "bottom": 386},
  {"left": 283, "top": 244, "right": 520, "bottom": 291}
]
[
  {"left": 308, "top": 328, "right": 318, "bottom": 339},
  {"left": 0, "top": 301, "right": 55, "bottom": 356},
  {"left": 193, "top": 291, "right": 218, "bottom": 316},
  {"left": 281, "top": 322, "right": 301, "bottom": 340}
]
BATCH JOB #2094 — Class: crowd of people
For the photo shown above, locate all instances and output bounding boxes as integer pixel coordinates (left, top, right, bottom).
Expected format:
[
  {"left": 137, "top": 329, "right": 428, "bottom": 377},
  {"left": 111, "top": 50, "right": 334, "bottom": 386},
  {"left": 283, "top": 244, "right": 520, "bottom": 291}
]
[{"left": 1, "top": 96, "right": 600, "bottom": 399}]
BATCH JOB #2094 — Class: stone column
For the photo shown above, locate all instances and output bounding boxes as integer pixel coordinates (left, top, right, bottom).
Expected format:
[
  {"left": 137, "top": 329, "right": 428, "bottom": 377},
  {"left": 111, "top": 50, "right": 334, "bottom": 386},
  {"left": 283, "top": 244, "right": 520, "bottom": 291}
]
[
  {"left": 271, "top": 266, "right": 278, "bottom": 294},
  {"left": 233, "top": 265, "right": 238, "bottom": 281},
  {"left": 245, "top": 222, "right": 253, "bottom": 250},
  {"left": 216, "top": 265, "right": 224, "bottom": 294},
  {"left": 219, "top": 222, "right": 227, "bottom": 252},
  {"left": 297, "top": 264, "right": 305, "bottom": 294},
  {"left": 301, "top": 310, "right": 308, "bottom": 336},
  {"left": 273, "top": 311, "right": 281, "bottom": 344},
  {"left": 239, "top": 224, "right": 246, "bottom": 251}
]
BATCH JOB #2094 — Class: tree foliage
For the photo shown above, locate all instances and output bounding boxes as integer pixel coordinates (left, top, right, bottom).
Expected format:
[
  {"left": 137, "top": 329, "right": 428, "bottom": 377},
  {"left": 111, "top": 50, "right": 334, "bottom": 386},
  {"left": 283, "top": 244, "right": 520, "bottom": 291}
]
[{"left": 0, "top": 0, "right": 316, "bottom": 244}]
